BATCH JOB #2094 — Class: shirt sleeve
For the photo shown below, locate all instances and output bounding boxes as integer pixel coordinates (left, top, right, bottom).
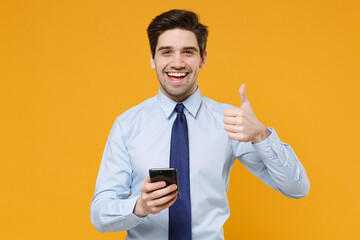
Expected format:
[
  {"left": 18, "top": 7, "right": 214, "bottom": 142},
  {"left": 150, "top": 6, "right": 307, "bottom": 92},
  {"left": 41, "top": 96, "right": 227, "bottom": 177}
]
[
  {"left": 232, "top": 128, "right": 310, "bottom": 199},
  {"left": 90, "top": 118, "right": 143, "bottom": 233}
]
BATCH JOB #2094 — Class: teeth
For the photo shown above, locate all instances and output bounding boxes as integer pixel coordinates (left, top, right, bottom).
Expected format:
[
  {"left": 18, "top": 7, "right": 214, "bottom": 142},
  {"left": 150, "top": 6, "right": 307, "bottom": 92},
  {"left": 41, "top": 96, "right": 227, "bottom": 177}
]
[{"left": 167, "top": 72, "right": 187, "bottom": 77}]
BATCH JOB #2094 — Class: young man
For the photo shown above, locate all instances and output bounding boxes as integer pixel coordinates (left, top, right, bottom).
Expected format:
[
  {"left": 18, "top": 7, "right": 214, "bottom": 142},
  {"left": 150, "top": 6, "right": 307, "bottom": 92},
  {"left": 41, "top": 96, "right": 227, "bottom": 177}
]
[{"left": 90, "top": 9, "right": 310, "bottom": 240}]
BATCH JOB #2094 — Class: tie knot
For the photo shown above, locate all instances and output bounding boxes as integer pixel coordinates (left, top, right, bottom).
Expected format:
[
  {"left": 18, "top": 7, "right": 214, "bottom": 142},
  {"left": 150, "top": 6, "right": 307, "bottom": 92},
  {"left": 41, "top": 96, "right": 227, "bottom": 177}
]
[{"left": 174, "top": 103, "right": 185, "bottom": 113}]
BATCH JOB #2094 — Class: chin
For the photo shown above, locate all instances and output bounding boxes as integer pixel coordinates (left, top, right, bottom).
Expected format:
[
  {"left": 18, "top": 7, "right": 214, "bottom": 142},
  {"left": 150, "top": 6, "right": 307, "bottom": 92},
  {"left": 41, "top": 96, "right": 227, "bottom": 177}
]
[{"left": 168, "top": 90, "right": 187, "bottom": 97}]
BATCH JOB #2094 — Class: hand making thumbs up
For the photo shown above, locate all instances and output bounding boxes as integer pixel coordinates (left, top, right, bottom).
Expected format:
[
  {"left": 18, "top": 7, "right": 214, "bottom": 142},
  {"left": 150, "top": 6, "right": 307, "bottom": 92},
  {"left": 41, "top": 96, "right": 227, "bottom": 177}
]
[{"left": 223, "top": 84, "right": 270, "bottom": 143}]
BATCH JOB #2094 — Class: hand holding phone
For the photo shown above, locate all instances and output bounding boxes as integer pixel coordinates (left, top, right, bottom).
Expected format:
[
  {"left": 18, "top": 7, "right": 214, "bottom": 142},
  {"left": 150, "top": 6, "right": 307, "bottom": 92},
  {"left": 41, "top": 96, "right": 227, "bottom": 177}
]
[{"left": 133, "top": 170, "right": 178, "bottom": 217}]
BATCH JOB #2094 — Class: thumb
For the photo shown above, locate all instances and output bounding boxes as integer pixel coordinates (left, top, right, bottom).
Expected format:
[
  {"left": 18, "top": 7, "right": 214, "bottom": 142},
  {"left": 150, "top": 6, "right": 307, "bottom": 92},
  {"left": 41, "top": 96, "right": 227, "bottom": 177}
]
[{"left": 238, "top": 84, "right": 249, "bottom": 106}]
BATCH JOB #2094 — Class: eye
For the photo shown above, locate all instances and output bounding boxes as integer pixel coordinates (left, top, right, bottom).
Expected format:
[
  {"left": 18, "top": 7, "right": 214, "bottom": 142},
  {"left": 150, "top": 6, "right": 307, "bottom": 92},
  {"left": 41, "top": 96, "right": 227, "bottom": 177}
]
[
  {"left": 184, "top": 50, "right": 194, "bottom": 55},
  {"left": 162, "top": 50, "right": 171, "bottom": 55}
]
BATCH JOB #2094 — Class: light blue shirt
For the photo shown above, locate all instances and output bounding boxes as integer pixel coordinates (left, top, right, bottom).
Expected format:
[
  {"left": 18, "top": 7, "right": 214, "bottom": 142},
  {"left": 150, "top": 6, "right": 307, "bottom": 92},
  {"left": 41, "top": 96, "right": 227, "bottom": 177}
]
[{"left": 90, "top": 88, "right": 310, "bottom": 240}]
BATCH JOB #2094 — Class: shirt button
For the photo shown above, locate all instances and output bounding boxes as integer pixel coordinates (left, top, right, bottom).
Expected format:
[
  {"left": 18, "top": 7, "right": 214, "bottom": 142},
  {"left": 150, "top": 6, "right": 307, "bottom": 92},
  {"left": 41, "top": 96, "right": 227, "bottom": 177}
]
[
  {"left": 271, "top": 143, "right": 275, "bottom": 147},
  {"left": 265, "top": 147, "right": 270, "bottom": 152},
  {"left": 284, "top": 162, "right": 288, "bottom": 167}
]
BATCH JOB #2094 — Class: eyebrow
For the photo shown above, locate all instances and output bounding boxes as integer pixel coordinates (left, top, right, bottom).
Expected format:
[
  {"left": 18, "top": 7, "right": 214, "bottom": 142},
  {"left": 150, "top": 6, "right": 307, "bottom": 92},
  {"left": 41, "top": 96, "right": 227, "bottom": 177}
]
[
  {"left": 157, "top": 46, "right": 199, "bottom": 52},
  {"left": 183, "top": 47, "right": 198, "bottom": 52}
]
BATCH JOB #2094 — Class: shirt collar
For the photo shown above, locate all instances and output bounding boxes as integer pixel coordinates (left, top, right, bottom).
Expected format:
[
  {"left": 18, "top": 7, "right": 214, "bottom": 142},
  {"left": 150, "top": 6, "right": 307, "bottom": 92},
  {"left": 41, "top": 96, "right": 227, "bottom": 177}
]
[{"left": 156, "top": 87, "right": 202, "bottom": 119}]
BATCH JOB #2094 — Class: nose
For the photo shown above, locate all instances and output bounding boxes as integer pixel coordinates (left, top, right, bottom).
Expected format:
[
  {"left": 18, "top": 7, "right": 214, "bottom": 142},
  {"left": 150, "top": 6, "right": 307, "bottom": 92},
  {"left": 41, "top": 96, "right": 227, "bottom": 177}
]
[{"left": 170, "top": 52, "right": 186, "bottom": 69}]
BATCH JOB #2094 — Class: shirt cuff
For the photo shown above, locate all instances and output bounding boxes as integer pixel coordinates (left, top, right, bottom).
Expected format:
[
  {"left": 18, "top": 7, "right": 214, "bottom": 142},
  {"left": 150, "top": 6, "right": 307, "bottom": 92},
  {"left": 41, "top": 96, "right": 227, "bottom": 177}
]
[
  {"left": 252, "top": 127, "right": 285, "bottom": 163},
  {"left": 122, "top": 197, "right": 144, "bottom": 229}
]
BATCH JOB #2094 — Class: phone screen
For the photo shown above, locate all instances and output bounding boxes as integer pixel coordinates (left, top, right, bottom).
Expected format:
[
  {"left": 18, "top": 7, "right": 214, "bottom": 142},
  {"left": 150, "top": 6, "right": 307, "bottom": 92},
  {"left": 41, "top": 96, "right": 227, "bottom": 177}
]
[{"left": 149, "top": 168, "right": 178, "bottom": 187}]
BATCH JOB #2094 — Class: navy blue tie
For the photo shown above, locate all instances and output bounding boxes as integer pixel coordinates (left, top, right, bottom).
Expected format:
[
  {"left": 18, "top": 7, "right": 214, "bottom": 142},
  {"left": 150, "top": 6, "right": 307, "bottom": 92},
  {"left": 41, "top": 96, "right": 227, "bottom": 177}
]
[{"left": 169, "top": 103, "right": 191, "bottom": 240}]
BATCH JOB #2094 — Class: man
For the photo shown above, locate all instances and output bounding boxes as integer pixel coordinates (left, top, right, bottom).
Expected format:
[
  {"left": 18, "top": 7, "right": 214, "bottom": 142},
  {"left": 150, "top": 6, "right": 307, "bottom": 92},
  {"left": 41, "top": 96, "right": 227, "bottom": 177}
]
[{"left": 90, "top": 9, "right": 310, "bottom": 240}]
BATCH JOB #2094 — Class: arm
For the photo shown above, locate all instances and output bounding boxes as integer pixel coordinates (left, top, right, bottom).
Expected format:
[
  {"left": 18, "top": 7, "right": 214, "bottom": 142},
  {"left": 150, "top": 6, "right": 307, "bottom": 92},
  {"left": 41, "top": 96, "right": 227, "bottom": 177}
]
[
  {"left": 223, "top": 84, "right": 310, "bottom": 198},
  {"left": 234, "top": 128, "right": 310, "bottom": 198},
  {"left": 90, "top": 119, "right": 142, "bottom": 232},
  {"left": 90, "top": 118, "right": 179, "bottom": 232}
]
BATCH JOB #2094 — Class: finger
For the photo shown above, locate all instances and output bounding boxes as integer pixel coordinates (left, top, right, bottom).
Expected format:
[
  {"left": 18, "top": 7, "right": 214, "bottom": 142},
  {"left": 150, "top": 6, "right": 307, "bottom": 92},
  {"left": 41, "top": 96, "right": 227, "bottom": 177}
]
[
  {"left": 228, "top": 132, "right": 247, "bottom": 142},
  {"left": 149, "top": 193, "right": 178, "bottom": 214},
  {"left": 223, "top": 116, "right": 242, "bottom": 125},
  {"left": 224, "top": 124, "right": 243, "bottom": 133},
  {"left": 224, "top": 108, "right": 241, "bottom": 117},
  {"left": 148, "top": 190, "right": 178, "bottom": 208},
  {"left": 156, "top": 193, "right": 178, "bottom": 209},
  {"left": 144, "top": 176, "right": 151, "bottom": 183},
  {"left": 150, "top": 184, "right": 178, "bottom": 199},
  {"left": 143, "top": 180, "right": 167, "bottom": 193},
  {"left": 238, "top": 84, "right": 249, "bottom": 106}
]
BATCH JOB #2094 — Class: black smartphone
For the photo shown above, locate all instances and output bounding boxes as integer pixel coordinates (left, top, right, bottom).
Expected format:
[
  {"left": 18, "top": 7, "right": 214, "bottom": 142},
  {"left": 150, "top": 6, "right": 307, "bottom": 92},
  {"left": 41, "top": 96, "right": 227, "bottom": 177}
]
[{"left": 149, "top": 168, "right": 178, "bottom": 188}]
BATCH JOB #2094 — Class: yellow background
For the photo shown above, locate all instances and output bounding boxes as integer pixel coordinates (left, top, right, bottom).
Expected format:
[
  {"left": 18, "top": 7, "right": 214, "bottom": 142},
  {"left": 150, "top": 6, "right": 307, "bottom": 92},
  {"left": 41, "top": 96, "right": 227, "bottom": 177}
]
[{"left": 1, "top": 0, "right": 359, "bottom": 239}]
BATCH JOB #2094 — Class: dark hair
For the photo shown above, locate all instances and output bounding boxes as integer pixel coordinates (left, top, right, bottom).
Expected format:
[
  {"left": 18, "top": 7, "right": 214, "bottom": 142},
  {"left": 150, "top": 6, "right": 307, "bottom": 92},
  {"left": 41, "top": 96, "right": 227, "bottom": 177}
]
[{"left": 147, "top": 9, "right": 208, "bottom": 59}]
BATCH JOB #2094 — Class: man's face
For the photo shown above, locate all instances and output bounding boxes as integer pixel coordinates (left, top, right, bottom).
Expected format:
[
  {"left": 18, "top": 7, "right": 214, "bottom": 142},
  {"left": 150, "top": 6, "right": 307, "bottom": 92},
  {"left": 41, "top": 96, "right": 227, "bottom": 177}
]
[{"left": 151, "top": 28, "right": 207, "bottom": 102}]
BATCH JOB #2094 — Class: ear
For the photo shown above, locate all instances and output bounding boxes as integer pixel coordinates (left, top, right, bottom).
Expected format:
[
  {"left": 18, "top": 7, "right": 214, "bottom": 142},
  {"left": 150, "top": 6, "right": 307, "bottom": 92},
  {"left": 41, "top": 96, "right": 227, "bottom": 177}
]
[
  {"left": 150, "top": 53, "right": 155, "bottom": 69},
  {"left": 199, "top": 50, "right": 207, "bottom": 69}
]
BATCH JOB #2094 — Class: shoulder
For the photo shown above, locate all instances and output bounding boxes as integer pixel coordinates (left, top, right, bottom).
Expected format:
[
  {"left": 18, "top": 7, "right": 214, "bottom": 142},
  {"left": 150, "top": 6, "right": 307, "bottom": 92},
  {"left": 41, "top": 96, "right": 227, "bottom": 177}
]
[
  {"left": 200, "top": 95, "right": 237, "bottom": 115},
  {"left": 109, "top": 96, "right": 160, "bottom": 140},
  {"left": 115, "top": 96, "right": 158, "bottom": 126}
]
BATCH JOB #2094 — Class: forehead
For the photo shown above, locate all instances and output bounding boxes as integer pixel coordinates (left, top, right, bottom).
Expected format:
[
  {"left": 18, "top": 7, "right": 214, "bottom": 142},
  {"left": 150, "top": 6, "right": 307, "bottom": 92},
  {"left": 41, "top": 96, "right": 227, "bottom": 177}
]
[{"left": 156, "top": 28, "right": 199, "bottom": 50}]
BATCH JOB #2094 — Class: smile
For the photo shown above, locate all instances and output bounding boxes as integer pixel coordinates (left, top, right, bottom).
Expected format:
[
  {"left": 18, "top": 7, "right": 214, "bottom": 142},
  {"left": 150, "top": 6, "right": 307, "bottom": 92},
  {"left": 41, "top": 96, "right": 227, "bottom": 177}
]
[
  {"left": 165, "top": 72, "right": 189, "bottom": 84},
  {"left": 166, "top": 72, "right": 188, "bottom": 78}
]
